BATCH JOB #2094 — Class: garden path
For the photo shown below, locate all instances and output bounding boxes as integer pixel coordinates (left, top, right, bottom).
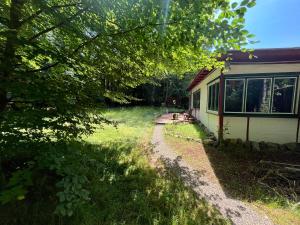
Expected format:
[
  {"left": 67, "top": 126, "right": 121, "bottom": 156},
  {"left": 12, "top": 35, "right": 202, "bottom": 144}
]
[{"left": 151, "top": 116, "right": 273, "bottom": 225}]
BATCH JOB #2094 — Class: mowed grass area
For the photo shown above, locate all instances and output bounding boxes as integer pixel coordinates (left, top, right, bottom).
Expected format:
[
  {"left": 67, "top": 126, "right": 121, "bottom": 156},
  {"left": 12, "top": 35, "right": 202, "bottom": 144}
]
[
  {"left": 1, "top": 107, "right": 228, "bottom": 225},
  {"left": 86, "top": 107, "right": 177, "bottom": 143},
  {"left": 163, "top": 122, "right": 300, "bottom": 225},
  {"left": 165, "top": 122, "right": 207, "bottom": 140}
]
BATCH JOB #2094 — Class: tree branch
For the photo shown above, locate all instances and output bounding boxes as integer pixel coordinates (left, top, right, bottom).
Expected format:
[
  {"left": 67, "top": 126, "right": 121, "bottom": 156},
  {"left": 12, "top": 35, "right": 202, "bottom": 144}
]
[
  {"left": 27, "top": 7, "right": 87, "bottom": 42},
  {"left": 20, "top": 2, "right": 83, "bottom": 26},
  {"left": 26, "top": 21, "right": 179, "bottom": 73}
]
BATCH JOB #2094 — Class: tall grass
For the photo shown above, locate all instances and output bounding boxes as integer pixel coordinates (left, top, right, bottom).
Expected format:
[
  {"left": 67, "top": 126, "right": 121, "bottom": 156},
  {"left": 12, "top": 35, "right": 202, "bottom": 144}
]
[{"left": 0, "top": 107, "right": 228, "bottom": 225}]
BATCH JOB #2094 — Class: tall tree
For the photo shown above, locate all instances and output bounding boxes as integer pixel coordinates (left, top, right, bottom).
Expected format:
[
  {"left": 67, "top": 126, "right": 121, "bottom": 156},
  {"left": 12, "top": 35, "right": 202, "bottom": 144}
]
[{"left": 0, "top": 0, "right": 256, "bottom": 142}]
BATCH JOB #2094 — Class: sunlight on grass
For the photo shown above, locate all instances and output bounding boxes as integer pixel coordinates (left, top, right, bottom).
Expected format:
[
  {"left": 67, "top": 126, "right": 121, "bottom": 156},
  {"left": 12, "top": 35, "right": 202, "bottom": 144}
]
[
  {"left": 86, "top": 107, "right": 182, "bottom": 144},
  {"left": 1, "top": 107, "right": 230, "bottom": 225},
  {"left": 165, "top": 123, "right": 207, "bottom": 140},
  {"left": 253, "top": 202, "right": 300, "bottom": 225}
]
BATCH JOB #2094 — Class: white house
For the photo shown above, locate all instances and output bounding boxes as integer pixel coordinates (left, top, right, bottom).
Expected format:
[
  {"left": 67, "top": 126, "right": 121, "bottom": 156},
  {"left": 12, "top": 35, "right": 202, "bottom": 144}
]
[{"left": 188, "top": 48, "right": 300, "bottom": 144}]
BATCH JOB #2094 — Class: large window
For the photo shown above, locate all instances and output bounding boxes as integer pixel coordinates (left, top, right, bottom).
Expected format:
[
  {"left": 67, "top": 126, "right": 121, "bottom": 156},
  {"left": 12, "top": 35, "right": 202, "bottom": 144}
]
[
  {"left": 193, "top": 90, "right": 201, "bottom": 108},
  {"left": 225, "top": 79, "right": 245, "bottom": 112},
  {"left": 223, "top": 75, "right": 298, "bottom": 114},
  {"left": 272, "top": 77, "right": 296, "bottom": 113},
  {"left": 208, "top": 82, "right": 219, "bottom": 111},
  {"left": 246, "top": 78, "right": 272, "bottom": 113}
]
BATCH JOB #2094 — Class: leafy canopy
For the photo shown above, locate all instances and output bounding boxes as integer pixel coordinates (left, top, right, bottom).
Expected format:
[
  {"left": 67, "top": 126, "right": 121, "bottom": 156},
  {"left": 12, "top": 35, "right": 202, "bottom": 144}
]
[{"left": 0, "top": 0, "right": 256, "bottom": 142}]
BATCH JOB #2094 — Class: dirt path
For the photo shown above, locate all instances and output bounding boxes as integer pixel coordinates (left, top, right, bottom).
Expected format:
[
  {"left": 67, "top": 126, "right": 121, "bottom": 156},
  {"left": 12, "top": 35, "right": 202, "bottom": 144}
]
[{"left": 152, "top": 123, "right": 273, "bottom": 225}]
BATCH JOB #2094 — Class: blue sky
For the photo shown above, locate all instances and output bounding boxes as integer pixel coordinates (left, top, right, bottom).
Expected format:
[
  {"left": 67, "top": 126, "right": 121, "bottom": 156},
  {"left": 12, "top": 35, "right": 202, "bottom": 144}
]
[{"left": 241, "top": 0, "right": 300, "bottom": 48}]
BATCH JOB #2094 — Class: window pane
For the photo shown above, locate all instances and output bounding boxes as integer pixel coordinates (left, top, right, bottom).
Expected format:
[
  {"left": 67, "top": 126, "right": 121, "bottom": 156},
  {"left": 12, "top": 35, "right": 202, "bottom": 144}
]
[
  {"left": 272, "top": 78, "right": 296, "bottom": 113},
  {"left": 225, "top": 79, "right": 244, "bottom": 112},
  {"left": 208, "top": 86, "right": 212, "bottom": 110},
  {"left": 246, "top": 79, "right": 271, "bottom": 113},
  {"left": 208, "top": 82, "right": 219, "bottom": 111},
  {"left": 215, "top": 83, "right": 219, "bottom": 111},
  {"left": 193, "top": 90, "right": 200, "bottom": 108}
]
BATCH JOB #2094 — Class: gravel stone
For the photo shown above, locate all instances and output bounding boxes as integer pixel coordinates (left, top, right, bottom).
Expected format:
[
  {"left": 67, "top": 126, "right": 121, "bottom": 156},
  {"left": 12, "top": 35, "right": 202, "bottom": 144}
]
[{"left": 152, "top": 121, "right": 273, "bottom": 225}]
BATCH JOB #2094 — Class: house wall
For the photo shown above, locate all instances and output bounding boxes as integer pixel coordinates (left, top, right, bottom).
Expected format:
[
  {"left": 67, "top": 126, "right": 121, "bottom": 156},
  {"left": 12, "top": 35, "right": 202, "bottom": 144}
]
[
  {"left": 224, "top": 117, "right": 298, "bottom": 144},
  {"left": 223, "top": 63, "right": 300, "bottom": 144},
  {"left": 190, "top": 69, "right": 221, "bottom": 138},
  {"left": 225, "top": 63, "right": 300, "bottom": 75},
  {"left": 223, "top": 117, "right": 248, "bottom": 141},
  {"left": 189, "top": 63, "right": 300, "bottom": 143}
]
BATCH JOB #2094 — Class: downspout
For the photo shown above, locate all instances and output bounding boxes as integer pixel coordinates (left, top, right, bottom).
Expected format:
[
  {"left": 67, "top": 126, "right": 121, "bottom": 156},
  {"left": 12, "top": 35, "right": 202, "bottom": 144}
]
[{"left": 218, "top": 69, "right": 225, "bottom": 143}]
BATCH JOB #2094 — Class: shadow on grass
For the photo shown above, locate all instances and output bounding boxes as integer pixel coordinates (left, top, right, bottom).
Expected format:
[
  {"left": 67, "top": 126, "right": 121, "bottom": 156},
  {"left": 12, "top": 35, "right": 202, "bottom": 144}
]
[
  {"left": 0, "top": 140, "right": 227, "bottom": 225},
  {"left": 202, "top": 142, "right": 300, "bottom": 208}
]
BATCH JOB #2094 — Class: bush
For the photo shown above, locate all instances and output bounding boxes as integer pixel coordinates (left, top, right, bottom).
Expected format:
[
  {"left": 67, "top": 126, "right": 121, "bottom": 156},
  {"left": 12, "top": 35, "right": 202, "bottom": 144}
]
[{"left": 0, "top": 140, "right": 227, "bottom": 225}]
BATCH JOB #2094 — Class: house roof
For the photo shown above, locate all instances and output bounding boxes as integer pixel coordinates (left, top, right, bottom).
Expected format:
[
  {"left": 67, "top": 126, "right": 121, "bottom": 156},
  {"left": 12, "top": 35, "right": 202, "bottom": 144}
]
[
  {"left": 187, "top": 69, "right": 213, "bottom": 91},
  {"left": 223, "top": 47, "right": 300, "bottom": 64},
  {"left": 187, "top": 47, "right": 300, "bottom": 91}
]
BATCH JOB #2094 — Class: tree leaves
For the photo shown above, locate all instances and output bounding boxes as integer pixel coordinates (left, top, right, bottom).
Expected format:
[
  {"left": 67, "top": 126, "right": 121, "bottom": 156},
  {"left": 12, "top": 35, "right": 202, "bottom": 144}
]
[{"left": 0, "top": 0, "right": 255, "bottom": 142}]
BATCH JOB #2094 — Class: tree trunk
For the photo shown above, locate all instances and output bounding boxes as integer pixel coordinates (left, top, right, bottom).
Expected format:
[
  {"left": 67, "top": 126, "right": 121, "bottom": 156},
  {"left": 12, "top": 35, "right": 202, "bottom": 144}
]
[
  {"left": 0, "top": 0, "right": 24, "bottom": 111},
  {"left": 164, "top": 80, "right": 169, "bottom": 105}
]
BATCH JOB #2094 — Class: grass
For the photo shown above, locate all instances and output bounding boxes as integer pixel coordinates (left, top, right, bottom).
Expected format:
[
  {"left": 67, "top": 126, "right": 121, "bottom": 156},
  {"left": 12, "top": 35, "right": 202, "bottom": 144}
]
[
  {"left": 86, "top": 106, "right": 176, "bottom": 144},
  {"left": 204, "top": 144, "right": 300, "bottom": 225},
  {"left": 0, "top": 107, "right": 228, "bottom": 225},
  {"left": 163, "top": 122, "right": 300, "bottom": 225},
  {"left": 164, "top": 122, "right": 207, "bottom": 140}
]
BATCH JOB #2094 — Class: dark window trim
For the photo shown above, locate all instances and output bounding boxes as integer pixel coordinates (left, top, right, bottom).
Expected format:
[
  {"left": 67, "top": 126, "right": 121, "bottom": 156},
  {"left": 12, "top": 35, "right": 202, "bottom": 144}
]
[
  {"left": 271, "top": 76, "right": 298, "bottom": 114},
  {"left": 245, "top": 77, "right": 272, "bottom": 113},
  {"left": 225, "top": 72, "right": 300, "bottom": 79},
  {"left": 207, "top": 80, "right": 220, "bottom": 113},
  {"left": 192, "top": 90, "right": 201, "bottom": 109},
  {"left": 222, "top": 72, "right": 299, "bottom": 117},
  {"left": 224, "top": 78, "right": 246, "bottom": 113}
]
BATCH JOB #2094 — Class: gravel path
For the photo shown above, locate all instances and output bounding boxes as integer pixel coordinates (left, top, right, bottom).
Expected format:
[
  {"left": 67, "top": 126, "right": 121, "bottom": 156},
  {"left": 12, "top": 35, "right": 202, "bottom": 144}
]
[{"left": 152, "top": 123, "right": 273, "bottom": 225}]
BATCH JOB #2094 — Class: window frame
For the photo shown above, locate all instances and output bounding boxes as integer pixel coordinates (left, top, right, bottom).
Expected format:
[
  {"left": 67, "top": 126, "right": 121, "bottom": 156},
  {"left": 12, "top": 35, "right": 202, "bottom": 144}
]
[
  {"left": 192, "top": 89, "right": 201, "bottom": 109},
  {"left": 224, "top": 78, "right": 246, "bottom": 113},
  {"left": 271, "top": 76, "right": 297, "bottom": 115},
  {"left": 245, "top": 77, "right": 272, "bottom": 114},
  {"left": 207, "top": 80, "right": 220, "bottom": 113},
  {"left": 222, "top": 74, "right": 299, "bottom": 116}
]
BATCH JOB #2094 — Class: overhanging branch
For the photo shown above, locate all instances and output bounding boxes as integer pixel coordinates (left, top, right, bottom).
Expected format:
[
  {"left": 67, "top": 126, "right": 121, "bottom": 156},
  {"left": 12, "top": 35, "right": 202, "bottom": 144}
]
[
  {"left": 27, "top": 7, "right": 87, "bottom": 42},
  {"left": 20, "top": 2, "right": 83, "bottom": 26},
  {"left": 26, "top": 21, "right": 179, "bottom": 73}
]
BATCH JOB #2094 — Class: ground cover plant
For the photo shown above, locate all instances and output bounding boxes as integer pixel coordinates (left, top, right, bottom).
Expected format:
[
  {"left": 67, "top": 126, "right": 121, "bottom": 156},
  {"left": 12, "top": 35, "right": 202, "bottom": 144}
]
[
  {"left": 1, "top": 0, "right": 256, "bottom": 223},
  {"left": 163, "top": 122, "right": 300, "bottom": 225},
  {"left": 0, "top": 107, "right": 229, "bottom": 225}
]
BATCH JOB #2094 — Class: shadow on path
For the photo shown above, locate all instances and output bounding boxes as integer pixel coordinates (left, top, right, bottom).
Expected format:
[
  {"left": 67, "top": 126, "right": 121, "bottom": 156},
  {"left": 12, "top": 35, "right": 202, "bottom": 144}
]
[{"left": 152, "top": 123, "right": 273, "bottom": 225}]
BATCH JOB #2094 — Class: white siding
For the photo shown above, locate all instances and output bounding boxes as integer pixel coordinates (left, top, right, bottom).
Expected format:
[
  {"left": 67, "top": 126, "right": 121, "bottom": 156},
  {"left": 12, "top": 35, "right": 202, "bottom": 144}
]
[
  {"left": 223, "top": 117, "right": 298, "bottom": 143},
  {"left": 225, "top": 63, "right": 300, "bottom": 75},
  {"left": 249, "top": 118, "right": 298, "bottom": 144},
  {"left": 223, "top": 117, "right": 248, "bottom": 141},
  {"left": 191, "top": 69, "right": 220, "bottom": 138}
]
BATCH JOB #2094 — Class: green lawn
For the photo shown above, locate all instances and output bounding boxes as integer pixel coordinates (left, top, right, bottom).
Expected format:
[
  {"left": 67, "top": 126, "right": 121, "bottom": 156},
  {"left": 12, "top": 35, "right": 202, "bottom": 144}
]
[
  {"left": 86, "top": 107, "right": 173, "bottom": 144},
  {"left": 165, "top": 122, "right": 207, "bottom": 140},
  {"left": 1, "top": 107, "right": 228, "bottom": 225}
]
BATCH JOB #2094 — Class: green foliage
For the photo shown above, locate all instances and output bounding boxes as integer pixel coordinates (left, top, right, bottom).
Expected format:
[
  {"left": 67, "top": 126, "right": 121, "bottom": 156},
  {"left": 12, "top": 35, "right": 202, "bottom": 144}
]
[
  {"left": 0, "top": 0, "right": 255, "bottom": 144},
  {"left": 37, "top": 144, "right": 92, "bottom": 217},
  {"left": 131, "top": 73, "right": 195, "bottom": 108},
  {"left": 0, "top": 168, "right": 33, "bottom": 204},
  {"left": 0, "top": 107, "right": 229, "bottom": 224}
]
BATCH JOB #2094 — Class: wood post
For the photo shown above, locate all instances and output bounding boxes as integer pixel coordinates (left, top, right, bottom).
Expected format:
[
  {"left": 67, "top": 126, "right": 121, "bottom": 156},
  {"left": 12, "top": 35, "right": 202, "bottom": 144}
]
[{"left": 218, "top": 71, "right": 225, "bottom": 143}]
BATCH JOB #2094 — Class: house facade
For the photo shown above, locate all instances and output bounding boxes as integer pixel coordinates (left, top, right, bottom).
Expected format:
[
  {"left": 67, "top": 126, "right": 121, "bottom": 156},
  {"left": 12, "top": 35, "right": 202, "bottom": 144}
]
[{"left": 188, "top": 48, "right": 300, "bottom": 144}]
